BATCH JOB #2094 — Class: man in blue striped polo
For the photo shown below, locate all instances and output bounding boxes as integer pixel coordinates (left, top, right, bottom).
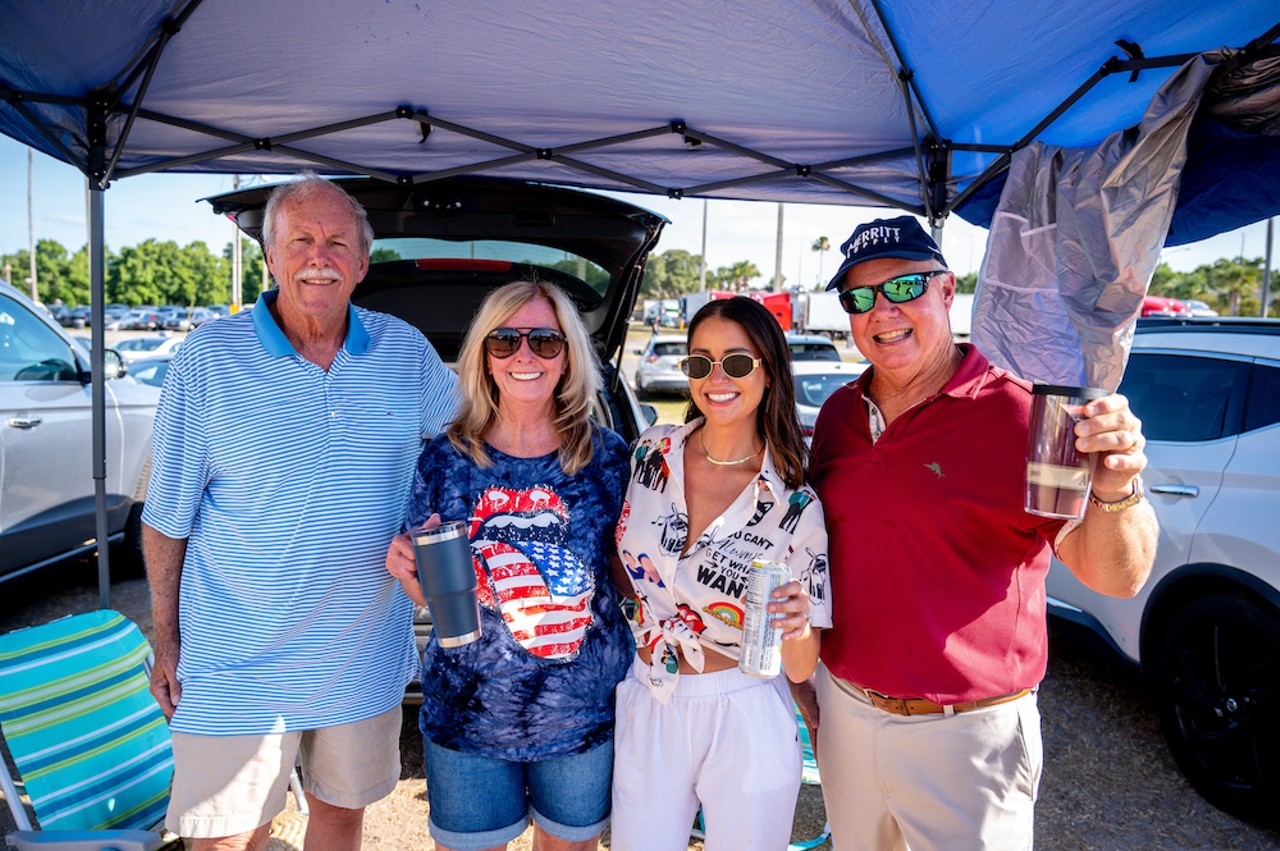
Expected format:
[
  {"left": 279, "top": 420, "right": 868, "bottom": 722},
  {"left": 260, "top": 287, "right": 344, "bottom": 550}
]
[{"left": 142, "top": 174, "right": 459, "bottom": 850}]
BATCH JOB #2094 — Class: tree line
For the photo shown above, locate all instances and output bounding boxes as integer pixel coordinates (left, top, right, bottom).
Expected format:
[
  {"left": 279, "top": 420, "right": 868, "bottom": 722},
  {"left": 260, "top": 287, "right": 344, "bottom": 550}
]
[
  {"left": 642, "top": 249, "right": 1276, "bottom": 318},
  {"left": 4, "top": 239, "right": 1275, "bottom": 318},
  {"left": 1, "top": 238, "right": 268, "bottom": 308}
]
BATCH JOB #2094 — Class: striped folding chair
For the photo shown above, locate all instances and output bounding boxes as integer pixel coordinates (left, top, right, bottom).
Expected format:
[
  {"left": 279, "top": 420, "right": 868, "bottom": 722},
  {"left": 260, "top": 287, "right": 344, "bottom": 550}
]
[{"left": 0, "top": 610, "right": 175, "bottom": 851}]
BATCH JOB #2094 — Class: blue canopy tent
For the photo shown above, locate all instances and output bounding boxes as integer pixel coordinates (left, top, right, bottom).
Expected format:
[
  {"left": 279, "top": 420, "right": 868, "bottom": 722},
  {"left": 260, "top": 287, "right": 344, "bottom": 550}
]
[{"left": 1, "top": 0, "right": 1277, "bottom": 601}]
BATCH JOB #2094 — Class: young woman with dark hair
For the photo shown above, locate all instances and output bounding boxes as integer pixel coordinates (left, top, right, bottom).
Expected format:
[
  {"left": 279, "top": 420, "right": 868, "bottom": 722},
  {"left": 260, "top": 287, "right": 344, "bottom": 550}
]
[{"left": 610, "top": 296, "right": 831, "bottom": 850}]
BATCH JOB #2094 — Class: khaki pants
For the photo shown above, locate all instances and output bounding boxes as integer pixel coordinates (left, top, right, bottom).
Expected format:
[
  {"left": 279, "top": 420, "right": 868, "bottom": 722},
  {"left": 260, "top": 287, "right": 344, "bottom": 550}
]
[{"left": 815, "top": 664, "right": 1041, "bottom": 851}]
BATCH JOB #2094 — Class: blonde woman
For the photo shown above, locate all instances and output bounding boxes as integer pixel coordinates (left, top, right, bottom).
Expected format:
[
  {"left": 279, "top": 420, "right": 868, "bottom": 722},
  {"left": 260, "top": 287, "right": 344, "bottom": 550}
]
[{"left": 385, "top": 281, "right": 633, "bottom": 851}]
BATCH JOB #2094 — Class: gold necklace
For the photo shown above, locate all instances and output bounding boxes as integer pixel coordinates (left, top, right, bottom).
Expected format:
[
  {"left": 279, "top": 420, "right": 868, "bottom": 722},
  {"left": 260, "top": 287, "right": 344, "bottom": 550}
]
[{"left": 700, "top": 431, "right": 764, "bottom": 467}]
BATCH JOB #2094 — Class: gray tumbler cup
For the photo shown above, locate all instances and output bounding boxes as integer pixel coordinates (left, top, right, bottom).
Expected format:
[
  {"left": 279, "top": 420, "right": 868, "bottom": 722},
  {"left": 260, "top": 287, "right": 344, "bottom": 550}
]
[
  {"left": 412, "top": 520, "right": 482, "bottom": 648},
  {"left": 1025, "top": 383, "right": 1107, "bottom": 520}
]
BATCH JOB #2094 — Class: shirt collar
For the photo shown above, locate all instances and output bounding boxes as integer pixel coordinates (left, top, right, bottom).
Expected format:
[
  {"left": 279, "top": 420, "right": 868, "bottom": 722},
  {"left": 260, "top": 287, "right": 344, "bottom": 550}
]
[
  {"left": 252, "top": 289, "right": 371, "bottom": 358},
  {"left": 853, "top": 342, "right": 991, "bottom": 404}
]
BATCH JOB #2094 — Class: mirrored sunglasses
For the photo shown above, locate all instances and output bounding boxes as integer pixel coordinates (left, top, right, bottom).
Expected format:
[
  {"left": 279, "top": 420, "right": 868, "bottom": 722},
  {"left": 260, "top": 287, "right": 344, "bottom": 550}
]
[
  {"left": 679, "top": 353, "right": 763, "bottom": 380},
  {"left": 838, "top": 270, "right": 948, "bottom": 315},
  {"left": 484, "top": 327, "right": 566, "bottom": 359}
]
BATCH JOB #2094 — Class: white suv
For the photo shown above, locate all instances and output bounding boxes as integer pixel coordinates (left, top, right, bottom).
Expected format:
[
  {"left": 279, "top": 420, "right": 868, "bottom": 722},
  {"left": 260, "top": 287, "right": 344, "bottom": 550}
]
[
  {"left": 1046, "top": 318, "right": 1280, "bottom": 827},
  {"left": 0, "top": 282, "right": 160, "bottom": 582}
]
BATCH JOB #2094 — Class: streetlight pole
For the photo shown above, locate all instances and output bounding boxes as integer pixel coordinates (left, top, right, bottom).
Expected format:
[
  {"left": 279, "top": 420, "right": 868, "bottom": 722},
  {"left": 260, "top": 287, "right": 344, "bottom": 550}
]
[
  {"left": 1264, "top": 217, "right": 1274, "bottom": 318},
  {"left": 774, "top": 203, "right": 784, "bottom": 293},
  {"left": 699, "top": 199, "right": 708, "bottom": 291},
  {"left": 27, "top": 147, "right": 38, "bottom": 302},
  {"left": 231, "top": 175, "right": 243, "bottom": 311}
]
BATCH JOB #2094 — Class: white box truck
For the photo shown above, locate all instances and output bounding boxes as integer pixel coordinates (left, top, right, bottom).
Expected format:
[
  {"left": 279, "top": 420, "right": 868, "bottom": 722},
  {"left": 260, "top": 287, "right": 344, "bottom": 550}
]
[{"left": 797, "top": 291, "right": 848, "bottom": 340}]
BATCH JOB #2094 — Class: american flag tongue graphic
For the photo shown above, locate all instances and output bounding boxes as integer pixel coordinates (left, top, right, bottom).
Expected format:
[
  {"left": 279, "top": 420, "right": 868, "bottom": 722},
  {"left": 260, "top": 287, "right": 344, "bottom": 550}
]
[{"left": 475, "top": 540, "right": 594, "bottom": 659}]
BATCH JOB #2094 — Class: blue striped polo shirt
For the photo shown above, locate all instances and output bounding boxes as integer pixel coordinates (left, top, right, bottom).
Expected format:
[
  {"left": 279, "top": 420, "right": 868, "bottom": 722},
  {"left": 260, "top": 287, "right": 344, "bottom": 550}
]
[{"left": 142, "top": 291, "right": 460, "bottom": 735}]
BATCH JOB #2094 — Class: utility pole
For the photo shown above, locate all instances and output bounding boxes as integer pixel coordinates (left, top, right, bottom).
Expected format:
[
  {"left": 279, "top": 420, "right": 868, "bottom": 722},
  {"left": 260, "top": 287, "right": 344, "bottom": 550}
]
[
  {"left": 699, "top": 199, "right": 708, "bottom": 291},
  {"left": 27, "top": 147, "right": 37, "bottom": 302},
  {"left": 1263, "top": 217, "right": 1274, "bottom": 318},
  {"left": 231, "top": 174, "right": 243, "bottom": 312},
  {"left": 774, "top": 203, "right": 784, "bottom": 292}
]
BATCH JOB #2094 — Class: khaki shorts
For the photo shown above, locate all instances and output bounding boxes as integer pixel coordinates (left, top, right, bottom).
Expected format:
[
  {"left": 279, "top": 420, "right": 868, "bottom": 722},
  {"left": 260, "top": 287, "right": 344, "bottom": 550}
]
[{"left": 167, "top": 705, "right": 402, "bottom": 839}]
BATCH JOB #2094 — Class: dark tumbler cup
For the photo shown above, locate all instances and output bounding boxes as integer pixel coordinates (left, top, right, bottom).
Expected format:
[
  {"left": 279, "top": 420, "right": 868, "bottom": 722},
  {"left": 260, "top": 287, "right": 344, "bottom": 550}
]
[{"left": 412, "top": 520, "right": 481, "bottom": 648}]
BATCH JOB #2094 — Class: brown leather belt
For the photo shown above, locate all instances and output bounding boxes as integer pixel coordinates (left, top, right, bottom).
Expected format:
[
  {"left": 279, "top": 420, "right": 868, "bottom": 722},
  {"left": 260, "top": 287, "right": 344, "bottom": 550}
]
[{"left": 846, "top": 682, "right": 1033, "bottom": 717}]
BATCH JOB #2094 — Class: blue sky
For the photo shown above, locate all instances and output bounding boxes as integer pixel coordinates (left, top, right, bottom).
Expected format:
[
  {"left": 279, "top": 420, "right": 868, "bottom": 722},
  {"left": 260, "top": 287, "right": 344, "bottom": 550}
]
[{"left": 1, "top": 135, "right": 1272, "bottom": 288}]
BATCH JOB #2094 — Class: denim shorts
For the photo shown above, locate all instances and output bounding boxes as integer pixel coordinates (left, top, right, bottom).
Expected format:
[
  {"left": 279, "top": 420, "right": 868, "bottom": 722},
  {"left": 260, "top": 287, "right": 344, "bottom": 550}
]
[{"left": 423, "top": 737, "right": 614, "bottom": 850}]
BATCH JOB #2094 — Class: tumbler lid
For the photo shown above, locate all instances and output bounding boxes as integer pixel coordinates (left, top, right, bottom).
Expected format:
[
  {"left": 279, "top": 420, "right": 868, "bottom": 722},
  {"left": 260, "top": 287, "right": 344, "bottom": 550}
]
[
  {"left": 1030, "top": 383, "right": 1107, "bottom": 400},
  {"left": 412, "top": 519, "right": 469, "bottom": 544}
]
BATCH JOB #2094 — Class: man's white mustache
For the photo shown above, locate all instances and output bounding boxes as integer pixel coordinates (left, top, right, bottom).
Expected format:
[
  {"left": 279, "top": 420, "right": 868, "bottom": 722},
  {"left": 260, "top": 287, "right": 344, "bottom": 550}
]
[{"left": 294, "top": 267, "right": 342, "bottom": 282}]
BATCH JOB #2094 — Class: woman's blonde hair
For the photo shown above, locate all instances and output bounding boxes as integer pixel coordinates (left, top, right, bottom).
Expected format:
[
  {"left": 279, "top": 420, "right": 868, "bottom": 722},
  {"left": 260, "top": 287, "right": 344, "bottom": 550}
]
[{"left": 447, "top": 280, "right": 602, "bottom": 475}]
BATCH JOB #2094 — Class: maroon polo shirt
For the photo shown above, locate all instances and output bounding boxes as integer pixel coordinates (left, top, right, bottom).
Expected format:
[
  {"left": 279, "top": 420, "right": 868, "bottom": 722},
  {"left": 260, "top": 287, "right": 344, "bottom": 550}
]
[{"left": 811, "top": 345, "right": 1067, "bottom": 704}]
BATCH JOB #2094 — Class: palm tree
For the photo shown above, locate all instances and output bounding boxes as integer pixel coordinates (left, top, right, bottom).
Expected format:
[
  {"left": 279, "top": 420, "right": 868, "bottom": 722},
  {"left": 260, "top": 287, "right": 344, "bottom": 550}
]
[{"left": 811, "top": 236, "right": 831, "bottom": 288}]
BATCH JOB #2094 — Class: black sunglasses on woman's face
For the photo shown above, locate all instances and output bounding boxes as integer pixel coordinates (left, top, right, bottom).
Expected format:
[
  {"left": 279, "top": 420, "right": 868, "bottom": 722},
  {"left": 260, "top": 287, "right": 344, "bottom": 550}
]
[{"left": 484, "top": 327, "right": 566, "bottom": 359}]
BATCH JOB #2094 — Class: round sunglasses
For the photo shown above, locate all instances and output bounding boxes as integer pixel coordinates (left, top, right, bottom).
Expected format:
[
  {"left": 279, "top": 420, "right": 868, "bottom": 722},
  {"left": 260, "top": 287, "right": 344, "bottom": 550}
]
[
  {"left": 838, "top": 269, "right": 949, "bottom": 315},
  {"left": 484, "top": 327, "right": 566, "bottom": 359},
  {"left": 679, "top": 353, "right": 763, "bottom": 380}
]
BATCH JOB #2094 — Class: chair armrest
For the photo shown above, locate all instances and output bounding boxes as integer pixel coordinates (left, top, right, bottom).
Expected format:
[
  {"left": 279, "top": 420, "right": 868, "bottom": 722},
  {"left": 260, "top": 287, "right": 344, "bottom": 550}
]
[{"left": 6, "top": 829, "right": 162, "bottom": 851}]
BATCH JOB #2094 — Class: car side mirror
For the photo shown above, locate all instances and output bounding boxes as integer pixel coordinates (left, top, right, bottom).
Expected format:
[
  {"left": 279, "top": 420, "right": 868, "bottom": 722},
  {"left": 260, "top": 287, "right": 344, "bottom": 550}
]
[
  {"left": 103, "top": 349, "right": 127, "bottom": 380},
  {"left": 640, "top": 403, "right": 658, "bottom": 426}
]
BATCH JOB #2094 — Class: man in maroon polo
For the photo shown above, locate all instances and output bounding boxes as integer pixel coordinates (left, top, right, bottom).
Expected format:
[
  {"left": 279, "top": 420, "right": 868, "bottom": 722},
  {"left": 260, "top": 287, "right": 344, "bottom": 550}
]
[{"left": 808, "top": 216, "right": 1157, "bottom": 850}]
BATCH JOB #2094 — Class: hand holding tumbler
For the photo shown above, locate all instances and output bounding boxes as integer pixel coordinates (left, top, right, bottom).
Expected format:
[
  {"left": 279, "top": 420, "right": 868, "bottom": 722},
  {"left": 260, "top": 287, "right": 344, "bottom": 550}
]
[{"left": 412, "top": 520, "right": 482, "bottom": 648}]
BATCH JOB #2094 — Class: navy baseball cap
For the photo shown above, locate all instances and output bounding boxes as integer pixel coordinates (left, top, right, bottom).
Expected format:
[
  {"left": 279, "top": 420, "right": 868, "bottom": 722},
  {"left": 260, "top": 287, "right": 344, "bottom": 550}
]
[{"left": 825, "top": 215, "right": 948, "bottom": 291}]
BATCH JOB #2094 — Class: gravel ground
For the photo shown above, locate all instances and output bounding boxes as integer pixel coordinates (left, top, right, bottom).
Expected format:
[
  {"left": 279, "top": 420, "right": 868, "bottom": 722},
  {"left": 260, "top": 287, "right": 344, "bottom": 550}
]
[{"left": 4, "top": 566, "right": 1278, "bottom": 850}]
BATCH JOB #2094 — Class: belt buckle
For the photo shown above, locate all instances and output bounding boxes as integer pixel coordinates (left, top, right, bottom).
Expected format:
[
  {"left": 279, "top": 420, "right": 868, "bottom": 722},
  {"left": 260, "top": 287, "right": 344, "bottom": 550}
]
[{"left": 866, "top": 687, "right": 911, "bottom": 715}]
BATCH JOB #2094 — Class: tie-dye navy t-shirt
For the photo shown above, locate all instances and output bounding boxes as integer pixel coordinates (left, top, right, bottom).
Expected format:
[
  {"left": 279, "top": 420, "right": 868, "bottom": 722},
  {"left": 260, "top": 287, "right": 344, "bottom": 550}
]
[{"left": 408, "top": 425, "right": 634, "bottom": 760}]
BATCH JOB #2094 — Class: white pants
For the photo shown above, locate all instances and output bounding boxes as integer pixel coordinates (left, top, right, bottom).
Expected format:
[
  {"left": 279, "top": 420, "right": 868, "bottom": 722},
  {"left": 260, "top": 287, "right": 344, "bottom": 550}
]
[
  {"left": 611, "top": 658, "right": 803, "bottom": 851},
  {"left": 815, "top": 664, "right": 1042, "bottom": 851}
]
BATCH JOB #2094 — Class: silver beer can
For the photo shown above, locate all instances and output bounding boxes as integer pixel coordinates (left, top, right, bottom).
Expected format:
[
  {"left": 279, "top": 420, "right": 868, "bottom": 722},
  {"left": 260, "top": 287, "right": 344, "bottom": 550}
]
[{"left": 739, "top": 559, "right": 790, "bottom": 678}]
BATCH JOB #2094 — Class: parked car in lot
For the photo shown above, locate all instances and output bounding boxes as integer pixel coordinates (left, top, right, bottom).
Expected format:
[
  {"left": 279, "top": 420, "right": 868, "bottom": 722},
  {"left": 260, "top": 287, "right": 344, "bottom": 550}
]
[
  {"left": 207, "top": 176, "right": 668, "bottom": 700},
  {"left": 164, "top": 307, "right": 214, "bottom": 331},
  {"left": 1182, "top": 298, "right": 1220, "bottom": 317},
  {"left": 1140, "top": 294, "right": 1191, "bottom": 317},
  {"left": 127, "top": 354, "right": 172, "bottom": 388},
  {"left": 792, "top": 359, "right": 868, "bottom": 438},
  {"left": 0, "top": 280, "right": 160, "bottom": 583},
  {"left": 1046, "top": 317, "right": 1280, "bottom": 826},
  {"left": 785, "top": 332, "right": 842, "bottom": 362},
  {"left": 113, "top": 334, "right": 184, "bottom": 363},
  {"left": 633, "top": 334, "right": 688, "bottom": 397}
]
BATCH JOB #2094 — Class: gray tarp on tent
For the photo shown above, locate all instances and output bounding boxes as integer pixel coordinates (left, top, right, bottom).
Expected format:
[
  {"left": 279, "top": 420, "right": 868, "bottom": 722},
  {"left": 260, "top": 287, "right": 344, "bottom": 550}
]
[{"left": 974, "top": 53, "right": 1220, "bottom": 390}]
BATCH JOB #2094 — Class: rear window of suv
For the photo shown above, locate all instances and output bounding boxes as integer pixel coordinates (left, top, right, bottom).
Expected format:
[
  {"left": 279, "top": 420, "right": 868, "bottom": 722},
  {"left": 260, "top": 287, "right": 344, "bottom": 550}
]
[
  {"left": 370, "top": 238, "right": 611, "bottom": 296},
  {"left": 1245, "top": 362, "right": 1280, "bottom": 432},
  {"left": 653, "top": 342, "right": 686, "bottom": 357},
  {"left": 1120, "top": 353, "right": 1250, "bottom": 441}
]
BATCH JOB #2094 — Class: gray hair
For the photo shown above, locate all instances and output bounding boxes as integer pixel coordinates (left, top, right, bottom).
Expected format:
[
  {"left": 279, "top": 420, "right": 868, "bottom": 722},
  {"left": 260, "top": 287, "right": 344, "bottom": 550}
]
[{"left": 261, "top": 172, "right": 374, "bottom": 256}]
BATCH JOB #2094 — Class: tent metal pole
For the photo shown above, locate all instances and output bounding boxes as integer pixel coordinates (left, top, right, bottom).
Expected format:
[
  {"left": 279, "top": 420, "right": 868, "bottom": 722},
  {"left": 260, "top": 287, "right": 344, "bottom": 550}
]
[
  {"left": 87, "top": 183, "right": 112, "bottom": 609},
  {"left": 88, "top": 96, "right": 111, "bottom": 609}
]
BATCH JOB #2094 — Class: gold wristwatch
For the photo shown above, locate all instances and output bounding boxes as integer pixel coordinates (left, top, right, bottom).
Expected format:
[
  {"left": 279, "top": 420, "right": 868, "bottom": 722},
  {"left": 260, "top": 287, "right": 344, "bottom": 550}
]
[{"left": 1088, "top": 476, "right": 1145, "bottom": 512}]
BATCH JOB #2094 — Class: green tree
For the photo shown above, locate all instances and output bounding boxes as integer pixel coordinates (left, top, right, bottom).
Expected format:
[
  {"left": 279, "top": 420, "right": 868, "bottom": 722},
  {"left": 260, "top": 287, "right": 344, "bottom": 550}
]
[
  {"left": 954, "top": 271, "right": 977, "bottom": 294},
  {"left": 708, "top": 261, "right": 761, "bottom": 291},
  {"left": 811, "top": 236, "right": 831, "bottom": 288},
  {"left": 0, "top": 241, "right": 93, "bottom": 305},
  {"left": 370, "top": 247, "right": 402, "bottom": 264},
  {"left": 641, "top": 249, "right": 703, "bottom": 297}
]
